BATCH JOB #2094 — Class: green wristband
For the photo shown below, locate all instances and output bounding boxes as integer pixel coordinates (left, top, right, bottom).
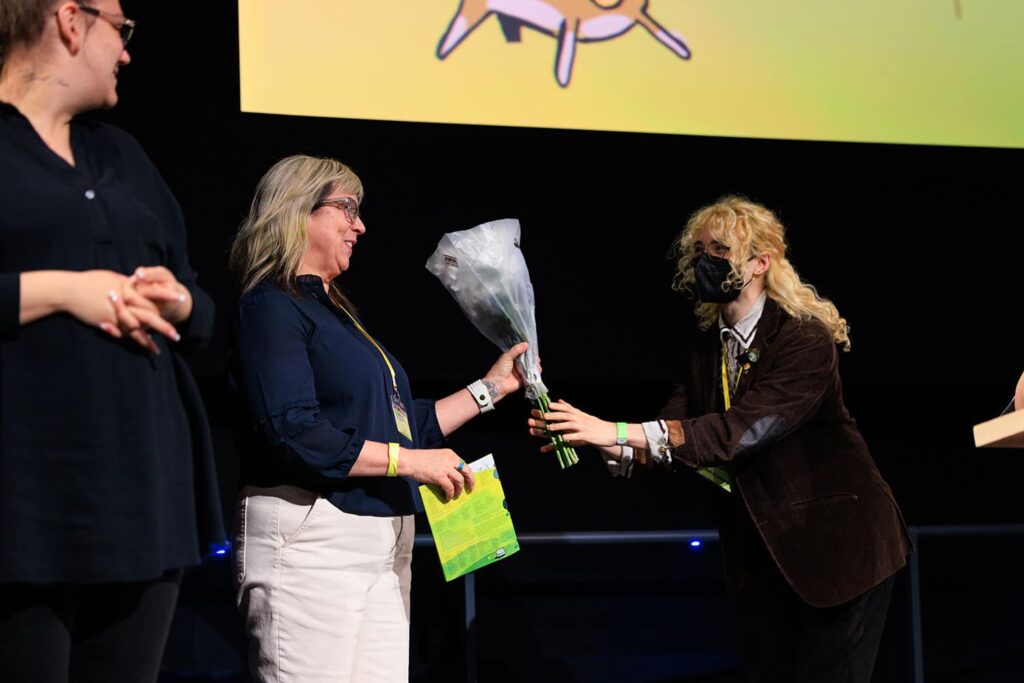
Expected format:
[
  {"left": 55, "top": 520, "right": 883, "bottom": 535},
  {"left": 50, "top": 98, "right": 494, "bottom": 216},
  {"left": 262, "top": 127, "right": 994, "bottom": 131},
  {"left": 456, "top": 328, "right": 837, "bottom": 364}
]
[{"left": 615, "top": 422, "right": 628, "bottom": 446}]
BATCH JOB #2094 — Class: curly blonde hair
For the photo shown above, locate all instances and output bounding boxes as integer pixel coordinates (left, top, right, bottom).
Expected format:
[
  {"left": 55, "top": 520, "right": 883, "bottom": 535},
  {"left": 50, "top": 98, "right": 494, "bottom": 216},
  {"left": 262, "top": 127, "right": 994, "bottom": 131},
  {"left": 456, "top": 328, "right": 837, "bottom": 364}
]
[{"left": 671, "top": 196, "right": 851, "bottom": 351}]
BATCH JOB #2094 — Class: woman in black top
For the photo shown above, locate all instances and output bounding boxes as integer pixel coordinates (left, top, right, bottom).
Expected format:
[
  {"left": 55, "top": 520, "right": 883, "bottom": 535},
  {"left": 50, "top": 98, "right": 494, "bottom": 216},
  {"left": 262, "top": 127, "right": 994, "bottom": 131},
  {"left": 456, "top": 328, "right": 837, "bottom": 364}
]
[{"left": 0, "top": 2, "right": 222, "bottom": 681}]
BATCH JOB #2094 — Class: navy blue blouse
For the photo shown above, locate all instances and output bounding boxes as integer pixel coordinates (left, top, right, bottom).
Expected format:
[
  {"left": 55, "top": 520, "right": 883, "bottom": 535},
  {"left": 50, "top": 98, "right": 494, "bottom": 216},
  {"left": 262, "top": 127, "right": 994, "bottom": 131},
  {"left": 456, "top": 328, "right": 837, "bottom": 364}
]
[{"left": 228, "top": 277, "right": 444, "bottom": 516}]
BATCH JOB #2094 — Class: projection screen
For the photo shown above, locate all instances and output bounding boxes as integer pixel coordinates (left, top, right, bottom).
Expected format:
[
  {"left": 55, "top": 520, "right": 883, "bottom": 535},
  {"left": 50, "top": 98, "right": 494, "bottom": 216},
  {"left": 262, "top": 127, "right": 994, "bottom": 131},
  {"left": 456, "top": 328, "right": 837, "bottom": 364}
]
[{"left": 239, "top": 1, "right": 1023, "bottom": 148}]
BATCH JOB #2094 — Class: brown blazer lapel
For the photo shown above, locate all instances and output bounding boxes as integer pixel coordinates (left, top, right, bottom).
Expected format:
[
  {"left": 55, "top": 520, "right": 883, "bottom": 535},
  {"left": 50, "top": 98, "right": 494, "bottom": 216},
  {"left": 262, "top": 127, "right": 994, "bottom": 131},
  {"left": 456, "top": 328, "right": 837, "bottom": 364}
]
[{"left": 732, "top": 298, "right": 784, "bottom": 402}]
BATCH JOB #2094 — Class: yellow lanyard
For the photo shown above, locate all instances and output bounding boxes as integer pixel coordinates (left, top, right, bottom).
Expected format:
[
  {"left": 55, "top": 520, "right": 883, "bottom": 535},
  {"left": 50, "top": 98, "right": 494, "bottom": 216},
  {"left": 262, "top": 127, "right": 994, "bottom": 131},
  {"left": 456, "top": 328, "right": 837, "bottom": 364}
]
[
  {"left": 689, "top": 348, "right": 736, "bottom": 494},
  {"left": 336, "top": 304, "right": 399, "bottom": 394},
  {"left": 329, "top": 297, "right": 412, "bottom": 442},
  {"left": 720, "top": 350, "right": 745, "bottom": 410}
]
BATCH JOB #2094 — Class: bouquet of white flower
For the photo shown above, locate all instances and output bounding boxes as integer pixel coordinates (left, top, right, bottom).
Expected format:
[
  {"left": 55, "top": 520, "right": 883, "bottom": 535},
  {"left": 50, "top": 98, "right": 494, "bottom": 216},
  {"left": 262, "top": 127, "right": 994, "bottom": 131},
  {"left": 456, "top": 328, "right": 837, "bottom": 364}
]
[{"left": 426, "top": 218, "right": 578, "bottom": 469}]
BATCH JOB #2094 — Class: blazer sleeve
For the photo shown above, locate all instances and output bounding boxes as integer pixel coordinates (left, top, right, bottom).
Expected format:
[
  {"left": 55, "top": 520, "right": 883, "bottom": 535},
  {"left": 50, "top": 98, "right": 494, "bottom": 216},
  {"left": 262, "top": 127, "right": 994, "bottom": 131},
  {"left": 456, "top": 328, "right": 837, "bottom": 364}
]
[
  {"left": 658, "top": 336, "right": 705, "bottom": 422},
  {"left": 658, "top": 382, "right": 692, "bottom": 422},
  {"left": 673, "top": 321, "right": 837, "bottom": 469}
]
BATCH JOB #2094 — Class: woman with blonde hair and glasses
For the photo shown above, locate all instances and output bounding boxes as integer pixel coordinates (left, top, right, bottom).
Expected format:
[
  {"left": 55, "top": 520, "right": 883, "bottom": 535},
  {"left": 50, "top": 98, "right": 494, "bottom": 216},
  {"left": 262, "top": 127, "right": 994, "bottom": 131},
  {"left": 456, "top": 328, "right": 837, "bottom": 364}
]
[
  {"left": 529, "top": 196, "right": 911, "bottom": 682},
  {"left": 228, "top": 154, "right": 529, "bottom": 682}
]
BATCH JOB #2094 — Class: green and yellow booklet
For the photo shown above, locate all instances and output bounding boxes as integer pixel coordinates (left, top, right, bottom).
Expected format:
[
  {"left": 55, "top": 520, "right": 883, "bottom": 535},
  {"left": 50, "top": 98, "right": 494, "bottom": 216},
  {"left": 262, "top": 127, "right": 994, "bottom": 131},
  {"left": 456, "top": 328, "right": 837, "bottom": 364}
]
[{"left": 419, "top": 454, "right": 519, "bottom": 582}]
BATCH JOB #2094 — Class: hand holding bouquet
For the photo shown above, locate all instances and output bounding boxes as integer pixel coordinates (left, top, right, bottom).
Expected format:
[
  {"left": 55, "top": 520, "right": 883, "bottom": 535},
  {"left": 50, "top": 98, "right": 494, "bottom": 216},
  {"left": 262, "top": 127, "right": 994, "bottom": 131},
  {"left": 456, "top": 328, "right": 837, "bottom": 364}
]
[{"left": 426, "top": 219, "right": 578, "bottom": 469}]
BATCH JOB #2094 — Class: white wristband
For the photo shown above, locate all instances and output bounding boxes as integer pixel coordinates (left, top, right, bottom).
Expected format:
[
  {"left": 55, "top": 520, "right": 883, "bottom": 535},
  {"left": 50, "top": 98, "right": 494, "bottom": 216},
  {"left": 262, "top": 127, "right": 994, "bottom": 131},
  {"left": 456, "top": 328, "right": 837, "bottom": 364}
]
[
  {"left": 642, "top": 419, "right": 672, "bottom": 465},
  {"left": 467, "top": 379, "right": 495, "bottom": 413}
]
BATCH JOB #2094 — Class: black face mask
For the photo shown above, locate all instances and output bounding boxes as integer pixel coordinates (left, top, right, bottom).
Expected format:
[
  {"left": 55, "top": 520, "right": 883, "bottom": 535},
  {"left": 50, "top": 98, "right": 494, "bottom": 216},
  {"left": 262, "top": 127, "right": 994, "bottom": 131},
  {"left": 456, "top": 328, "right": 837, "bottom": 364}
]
[{"left": 694, "top": 253, "right": 744, "bottom": 303}]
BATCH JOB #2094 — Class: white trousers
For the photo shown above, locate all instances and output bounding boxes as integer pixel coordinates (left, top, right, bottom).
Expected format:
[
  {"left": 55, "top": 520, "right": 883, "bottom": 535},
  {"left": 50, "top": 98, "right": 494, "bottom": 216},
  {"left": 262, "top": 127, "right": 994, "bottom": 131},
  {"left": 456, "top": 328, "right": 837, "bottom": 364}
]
[{"left": 233, "top": 485, "right": 414, "bottom": 683}]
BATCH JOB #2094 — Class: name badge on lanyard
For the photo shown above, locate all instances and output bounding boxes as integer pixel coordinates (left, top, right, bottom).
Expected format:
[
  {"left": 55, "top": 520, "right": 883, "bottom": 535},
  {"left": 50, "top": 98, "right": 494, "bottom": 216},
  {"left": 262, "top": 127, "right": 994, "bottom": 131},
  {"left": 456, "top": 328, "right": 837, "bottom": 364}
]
[{"left": 392, "top": 388, "right": 413, "bottom": 442}]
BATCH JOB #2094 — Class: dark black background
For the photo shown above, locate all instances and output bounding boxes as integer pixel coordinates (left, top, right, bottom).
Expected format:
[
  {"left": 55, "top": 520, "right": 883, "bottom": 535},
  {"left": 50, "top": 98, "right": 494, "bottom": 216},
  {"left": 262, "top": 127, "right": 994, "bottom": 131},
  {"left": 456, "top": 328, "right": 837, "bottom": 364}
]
[{"left": 97, "top": 3, "right": 1024, "bottom": 680}]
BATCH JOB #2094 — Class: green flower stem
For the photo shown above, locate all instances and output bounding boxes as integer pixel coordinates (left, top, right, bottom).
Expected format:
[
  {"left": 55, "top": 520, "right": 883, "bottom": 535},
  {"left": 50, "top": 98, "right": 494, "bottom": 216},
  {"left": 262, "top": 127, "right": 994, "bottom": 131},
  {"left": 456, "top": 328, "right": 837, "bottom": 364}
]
[{"left": 536, "top": 392, "right": 579, "bottom": 470}]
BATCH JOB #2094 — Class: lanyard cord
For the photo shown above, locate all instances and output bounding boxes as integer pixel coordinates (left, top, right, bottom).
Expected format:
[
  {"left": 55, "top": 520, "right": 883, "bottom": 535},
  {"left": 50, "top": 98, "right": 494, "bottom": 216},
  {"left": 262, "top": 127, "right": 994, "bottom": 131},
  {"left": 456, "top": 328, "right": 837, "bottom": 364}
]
[
  {"left": 336, "top": 304, "right": 399, "bottom": 394},
  {"left": 720, "top": 349, "right": 746, "bottom": 410}
]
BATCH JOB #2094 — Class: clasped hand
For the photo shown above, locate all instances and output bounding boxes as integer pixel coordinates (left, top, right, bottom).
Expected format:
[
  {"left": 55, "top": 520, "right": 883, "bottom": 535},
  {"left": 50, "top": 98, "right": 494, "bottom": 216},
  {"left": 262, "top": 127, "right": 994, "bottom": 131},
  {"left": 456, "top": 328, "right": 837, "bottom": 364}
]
[{"left": 72, "top": 267, "right": 191, "bottom": 354}]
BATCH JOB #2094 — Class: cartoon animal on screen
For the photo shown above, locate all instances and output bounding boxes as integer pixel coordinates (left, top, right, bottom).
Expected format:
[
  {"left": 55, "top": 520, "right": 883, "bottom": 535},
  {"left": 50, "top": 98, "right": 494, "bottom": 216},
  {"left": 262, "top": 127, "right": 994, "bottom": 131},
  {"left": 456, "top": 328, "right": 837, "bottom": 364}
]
[{"left": 437, "top": 0, "right": 691, "bottom": 87}]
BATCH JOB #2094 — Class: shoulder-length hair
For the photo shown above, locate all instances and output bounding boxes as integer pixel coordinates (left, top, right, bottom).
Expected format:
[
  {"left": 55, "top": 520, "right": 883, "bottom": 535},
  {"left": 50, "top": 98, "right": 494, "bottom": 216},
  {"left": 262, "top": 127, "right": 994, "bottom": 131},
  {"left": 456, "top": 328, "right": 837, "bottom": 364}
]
[{"left": 229, "top": 155, "right": 362, "bottom": 312}]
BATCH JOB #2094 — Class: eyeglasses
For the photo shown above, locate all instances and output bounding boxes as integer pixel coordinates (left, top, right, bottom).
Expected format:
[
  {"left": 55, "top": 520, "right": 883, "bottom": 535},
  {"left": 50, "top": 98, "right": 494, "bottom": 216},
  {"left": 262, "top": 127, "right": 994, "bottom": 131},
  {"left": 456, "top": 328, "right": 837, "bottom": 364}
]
[
  {"left": 77, "top": 3, "right": 135, "bottom": 47},
  {"left": 315, "top": 196, "right": 360, "bottom": 223},
  {"left": 693, "top": 241, "right": 731, "bottom": 259}
]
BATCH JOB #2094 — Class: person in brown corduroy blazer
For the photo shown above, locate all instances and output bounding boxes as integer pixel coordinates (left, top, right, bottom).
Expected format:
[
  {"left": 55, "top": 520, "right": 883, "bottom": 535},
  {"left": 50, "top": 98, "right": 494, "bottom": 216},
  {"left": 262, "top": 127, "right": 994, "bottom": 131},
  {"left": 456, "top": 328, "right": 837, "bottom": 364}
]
[{"left": 530, "top": 196, "right": 912, "bottom": 683}]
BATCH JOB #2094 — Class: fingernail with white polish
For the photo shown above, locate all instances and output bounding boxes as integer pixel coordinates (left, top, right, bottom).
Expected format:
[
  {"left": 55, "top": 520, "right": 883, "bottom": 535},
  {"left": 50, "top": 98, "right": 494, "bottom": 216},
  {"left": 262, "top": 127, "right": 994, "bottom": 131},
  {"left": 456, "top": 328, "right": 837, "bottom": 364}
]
[
  {"left": 107, "top": 291, "right": 118, "bottom": 302},
  {"left": 173, "top": 332, "right": 181, "bottom": 342}
]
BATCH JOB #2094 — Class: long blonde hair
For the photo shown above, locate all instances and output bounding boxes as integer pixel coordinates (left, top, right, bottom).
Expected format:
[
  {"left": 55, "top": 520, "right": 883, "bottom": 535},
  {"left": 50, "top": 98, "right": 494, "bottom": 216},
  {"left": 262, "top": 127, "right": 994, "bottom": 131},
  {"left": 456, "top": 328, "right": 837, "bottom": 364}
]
[
  {"left": 671, "top": 196, "right": 851, "bottom": 351},
  {"left": 229, "top": 155, "right": 362, "bottom": 311}
]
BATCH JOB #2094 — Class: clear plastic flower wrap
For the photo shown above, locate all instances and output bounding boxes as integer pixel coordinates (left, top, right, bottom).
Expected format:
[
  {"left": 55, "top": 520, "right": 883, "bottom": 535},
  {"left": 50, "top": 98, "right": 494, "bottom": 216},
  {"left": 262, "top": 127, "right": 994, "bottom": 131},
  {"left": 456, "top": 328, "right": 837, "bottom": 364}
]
[{"left": 426, "top": 218, "right": 578, "bottom": 469}]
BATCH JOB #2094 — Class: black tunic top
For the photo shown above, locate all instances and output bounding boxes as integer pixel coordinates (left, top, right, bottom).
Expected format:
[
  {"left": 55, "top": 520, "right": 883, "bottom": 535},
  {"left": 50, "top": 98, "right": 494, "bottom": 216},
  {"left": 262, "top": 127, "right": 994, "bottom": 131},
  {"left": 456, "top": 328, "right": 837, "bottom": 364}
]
[{"left": 0, "top": 101, "right": 222, "bottom": 583}]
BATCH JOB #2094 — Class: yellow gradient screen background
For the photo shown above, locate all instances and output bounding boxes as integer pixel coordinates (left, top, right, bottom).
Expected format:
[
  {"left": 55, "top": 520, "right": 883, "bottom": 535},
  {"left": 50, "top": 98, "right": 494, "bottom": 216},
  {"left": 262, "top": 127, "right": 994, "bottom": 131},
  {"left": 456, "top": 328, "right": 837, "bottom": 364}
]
[{"left": 239, "top": 1, "right": 1023, "bottom": 148}]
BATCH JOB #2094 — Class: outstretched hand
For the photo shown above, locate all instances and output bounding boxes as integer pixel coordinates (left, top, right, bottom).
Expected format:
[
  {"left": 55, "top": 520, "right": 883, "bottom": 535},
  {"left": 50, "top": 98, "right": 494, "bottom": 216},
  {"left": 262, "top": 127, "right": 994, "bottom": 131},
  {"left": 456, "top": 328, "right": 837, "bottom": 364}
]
[{"left": 527, "top": 399, "right": 618, "bottom": 451}]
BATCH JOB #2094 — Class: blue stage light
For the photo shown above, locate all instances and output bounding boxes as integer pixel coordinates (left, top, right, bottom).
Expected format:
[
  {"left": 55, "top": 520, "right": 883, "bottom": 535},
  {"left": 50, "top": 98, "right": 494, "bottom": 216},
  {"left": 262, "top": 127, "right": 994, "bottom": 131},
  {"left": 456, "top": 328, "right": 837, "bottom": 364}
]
[
  {"left": 689, "top": 539, "right": 702, "bottom": 549},
  {"left": 206, "top": 541, "right": 231, "bottom": 559}
]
